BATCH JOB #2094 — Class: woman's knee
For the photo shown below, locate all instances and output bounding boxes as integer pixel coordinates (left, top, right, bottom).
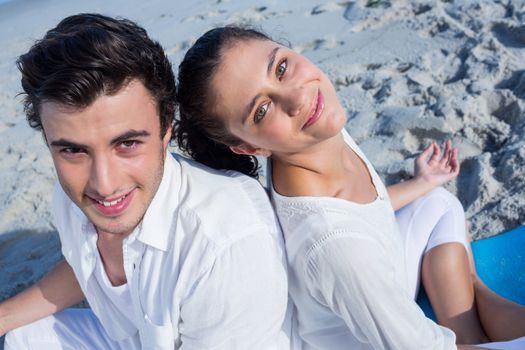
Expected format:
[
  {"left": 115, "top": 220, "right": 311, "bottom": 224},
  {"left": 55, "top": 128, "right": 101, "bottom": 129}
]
[
  {"left": 421, "top": 187, "right": 470, "bottom": 253},
  {"left": 422, "top": 187, "right": 465, "bottom": 220}
]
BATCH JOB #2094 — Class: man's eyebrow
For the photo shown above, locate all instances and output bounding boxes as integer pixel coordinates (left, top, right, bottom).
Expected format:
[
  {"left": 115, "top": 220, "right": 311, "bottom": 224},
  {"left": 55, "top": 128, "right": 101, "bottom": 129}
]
[
  {"left": 49, "top": 130, "right": 151, "bottom": 149},
  {"left": 49, "top": 139, "right": 88, "bottom": 149},
  {"left": 242, "top": 47, "right": 281, "bottom": 124},
  {"left": 110, "top": 130, "right": 151, "bottom": 145}
]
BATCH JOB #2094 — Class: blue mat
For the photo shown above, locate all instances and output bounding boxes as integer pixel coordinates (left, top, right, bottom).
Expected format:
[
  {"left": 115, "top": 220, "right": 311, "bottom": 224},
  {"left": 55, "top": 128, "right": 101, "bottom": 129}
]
[{"left": 417, "top": 225, "right": 525, "bottom": 320}]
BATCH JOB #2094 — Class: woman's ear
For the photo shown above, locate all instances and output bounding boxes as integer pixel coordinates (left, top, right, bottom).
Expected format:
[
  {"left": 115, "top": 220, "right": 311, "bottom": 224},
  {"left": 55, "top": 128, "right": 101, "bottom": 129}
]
[{"left": 230, "top": 144, "right": 272, "bottom": 157}]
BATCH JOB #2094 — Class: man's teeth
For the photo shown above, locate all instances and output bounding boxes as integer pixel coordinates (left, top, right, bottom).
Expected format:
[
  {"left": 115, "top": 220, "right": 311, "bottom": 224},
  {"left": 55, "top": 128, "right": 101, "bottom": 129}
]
[{"left": 98, "top": 196, "right": 125, "bottom": 207}]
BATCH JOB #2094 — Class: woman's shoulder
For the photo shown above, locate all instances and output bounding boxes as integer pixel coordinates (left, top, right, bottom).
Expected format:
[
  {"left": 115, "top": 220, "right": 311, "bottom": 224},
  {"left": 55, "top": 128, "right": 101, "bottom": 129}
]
[{"left": 272, "top": 165, "right": 333, "bottom": 198}]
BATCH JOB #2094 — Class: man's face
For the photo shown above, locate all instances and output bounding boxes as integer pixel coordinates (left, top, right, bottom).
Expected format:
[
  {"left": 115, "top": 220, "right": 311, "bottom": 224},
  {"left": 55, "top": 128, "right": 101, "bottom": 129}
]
[{"left": 41, "top": 80, "right": 171, "bottom": 237}]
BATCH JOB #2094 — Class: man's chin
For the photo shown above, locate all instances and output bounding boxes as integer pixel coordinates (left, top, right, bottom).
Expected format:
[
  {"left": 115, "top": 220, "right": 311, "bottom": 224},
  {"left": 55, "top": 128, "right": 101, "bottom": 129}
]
[
  {"left": 88, "top": 213, "right": 140, "bottom": 236},
  {"left": 80, "top": 199, "right": 147, "bottom": 236},
  {"left": 94, "top": 222, "right": 135, "bottom": 236}
]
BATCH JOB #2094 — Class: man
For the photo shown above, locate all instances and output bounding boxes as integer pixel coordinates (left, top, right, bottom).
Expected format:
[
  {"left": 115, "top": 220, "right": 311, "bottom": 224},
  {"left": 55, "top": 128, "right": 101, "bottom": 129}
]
[{"left": 0, "top": 14, "right": 289, "bottom": 349}]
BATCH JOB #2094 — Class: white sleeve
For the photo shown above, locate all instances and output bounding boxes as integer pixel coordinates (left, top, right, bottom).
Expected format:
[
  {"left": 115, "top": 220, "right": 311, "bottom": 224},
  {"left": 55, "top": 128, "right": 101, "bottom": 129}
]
[
  {"left": 304, "top": 231, "right": 457, "bottom": 350},
  {"left": 52, "top": 182, "right": 72, "bottom": 255},
  {"left": 179, "top": 233, "right": 289, "bottom": 350},
  {"left": 52, "top": 183, "right": 64, "bottom": 233}
]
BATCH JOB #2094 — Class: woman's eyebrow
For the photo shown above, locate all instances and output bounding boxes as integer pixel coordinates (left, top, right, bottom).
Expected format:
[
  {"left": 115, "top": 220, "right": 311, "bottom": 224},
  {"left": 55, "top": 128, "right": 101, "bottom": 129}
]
[{"left": 267, "top": 47, "right": 280, "bottom": 75}]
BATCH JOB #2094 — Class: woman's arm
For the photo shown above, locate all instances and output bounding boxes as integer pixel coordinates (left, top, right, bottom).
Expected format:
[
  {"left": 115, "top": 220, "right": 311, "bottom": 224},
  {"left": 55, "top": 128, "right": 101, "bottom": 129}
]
[
  {"left": 387, "top": 140, "right": 460, "bottom": 210},
  {"left": 0, "top": 260, "right": 84, "bottom": 336}
]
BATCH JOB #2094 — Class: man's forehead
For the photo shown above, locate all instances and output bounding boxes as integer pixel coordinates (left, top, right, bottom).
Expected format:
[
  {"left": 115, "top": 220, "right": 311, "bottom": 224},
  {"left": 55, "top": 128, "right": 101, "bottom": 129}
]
[
  {"left": 39, "top": 79, "right": 155, "bottom": 117},
  {"left": 40, "top": 81, "right": 159, "bottom": 145},
  {"left": 40, "top": 100, "right": 83, "bottom": 117}
]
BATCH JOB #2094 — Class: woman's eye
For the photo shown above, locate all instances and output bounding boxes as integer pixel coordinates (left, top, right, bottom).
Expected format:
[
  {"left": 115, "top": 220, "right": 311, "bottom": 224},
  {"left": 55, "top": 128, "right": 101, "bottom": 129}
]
[
  {"left": 276, "top": 59, "right": 287, "bottom": 79},
  {"left": 254, "top": 103, "right": 269, "bottom": 124}
]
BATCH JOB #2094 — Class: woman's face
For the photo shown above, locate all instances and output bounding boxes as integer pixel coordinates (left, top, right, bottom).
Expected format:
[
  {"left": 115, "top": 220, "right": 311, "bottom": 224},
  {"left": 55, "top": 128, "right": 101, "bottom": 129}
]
[{"left": 210, "top": 39, "right": 347, "bottom": 158}]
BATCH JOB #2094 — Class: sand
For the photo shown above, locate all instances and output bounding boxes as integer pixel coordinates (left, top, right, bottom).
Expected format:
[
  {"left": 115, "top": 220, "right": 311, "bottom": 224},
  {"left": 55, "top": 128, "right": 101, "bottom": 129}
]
[{"left": 0, "top": 0, "right": 524, "bottom": 345}]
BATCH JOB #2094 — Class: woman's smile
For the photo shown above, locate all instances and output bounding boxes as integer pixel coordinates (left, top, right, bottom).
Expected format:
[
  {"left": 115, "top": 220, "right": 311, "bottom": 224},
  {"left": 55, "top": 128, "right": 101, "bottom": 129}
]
[{"left": 303, "top": 89, "right": 324, "bottom": 129}]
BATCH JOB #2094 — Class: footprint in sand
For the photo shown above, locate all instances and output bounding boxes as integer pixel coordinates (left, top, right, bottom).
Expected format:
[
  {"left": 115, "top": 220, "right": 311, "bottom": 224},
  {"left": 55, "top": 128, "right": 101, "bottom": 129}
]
[
  {"left": 226, "top": 6, "right": 291, "bottom": 25},
  {"left": 485, "top": 90, "right": 524, "bottom": 128},
  {"left": 491, "top": 23, "right": 525, "bottom": 48},
  {"left": 181, "top": 9, "right": 227, "bottom": 23},
  {"left": 165, "top": 40, "right": 193, "bottom": 56},
  {"left": 310, "top": 1, "right": 351, "bottom": 16},
  {"left": 495, "top": 70, "right": 525, "bottom": 100},
  {"left": 293, "top": 37, "right": 344, "bottom": 53}
]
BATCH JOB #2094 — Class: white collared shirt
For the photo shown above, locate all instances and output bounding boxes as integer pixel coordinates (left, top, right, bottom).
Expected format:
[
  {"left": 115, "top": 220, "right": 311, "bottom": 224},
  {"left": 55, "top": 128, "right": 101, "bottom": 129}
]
[
  {"left": 272, "top": 130, "right": 456, "bottom": 350},
  {"left": 53, "top": 153, "right": 290, "bottom": 349}
]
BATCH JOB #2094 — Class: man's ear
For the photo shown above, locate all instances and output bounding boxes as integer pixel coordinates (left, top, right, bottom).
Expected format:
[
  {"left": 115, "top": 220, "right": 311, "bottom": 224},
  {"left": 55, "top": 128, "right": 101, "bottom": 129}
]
[
  {"left": 162, "top": 126, "right": 172, "bottom": 157},
  {"left": 230, "top": 144, "right": 271, "bottom": 158}
]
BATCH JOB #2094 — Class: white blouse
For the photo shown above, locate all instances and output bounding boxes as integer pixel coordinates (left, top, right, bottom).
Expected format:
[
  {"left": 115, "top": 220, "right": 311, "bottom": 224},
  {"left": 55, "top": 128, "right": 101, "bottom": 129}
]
[{"left": 272, "top": 130, "right": 456, "bottom": 350}]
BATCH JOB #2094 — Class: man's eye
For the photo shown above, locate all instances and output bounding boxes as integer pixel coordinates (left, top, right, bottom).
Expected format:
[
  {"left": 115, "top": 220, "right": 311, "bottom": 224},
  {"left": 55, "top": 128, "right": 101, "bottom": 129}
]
[
  {"left": 276, "top": 59, "right": 287, "bottom": 79},
  {"left": 61, "top": 147, "right": 84, "bottom": 154},
  {"left": 120, "top": 140, "right": 138, "bottom": 149},
  {"left": 254, "top": 103, "right": 269, "bottom": 124}
]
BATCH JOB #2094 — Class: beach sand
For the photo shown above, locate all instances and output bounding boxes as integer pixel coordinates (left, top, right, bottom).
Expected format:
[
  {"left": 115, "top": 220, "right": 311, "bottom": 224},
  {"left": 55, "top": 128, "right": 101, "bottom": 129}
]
[{"left": 1, "top": 0, "right": 524, "bottom": 346}]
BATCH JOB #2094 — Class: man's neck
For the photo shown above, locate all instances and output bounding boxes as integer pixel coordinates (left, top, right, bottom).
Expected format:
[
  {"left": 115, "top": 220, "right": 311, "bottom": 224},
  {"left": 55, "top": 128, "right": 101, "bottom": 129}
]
[{"left": 96, "top": 230, "right": 127, "bottom": 286}]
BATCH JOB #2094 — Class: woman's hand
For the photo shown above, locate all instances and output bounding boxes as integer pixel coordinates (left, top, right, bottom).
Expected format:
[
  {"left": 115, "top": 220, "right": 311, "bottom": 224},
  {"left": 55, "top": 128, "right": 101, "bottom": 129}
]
[
  {"left": 387, "top": 140, "right": 460, "bottom": 210},
  {"left": 414, "top": 140, "right": 460, "bottom": 188}
]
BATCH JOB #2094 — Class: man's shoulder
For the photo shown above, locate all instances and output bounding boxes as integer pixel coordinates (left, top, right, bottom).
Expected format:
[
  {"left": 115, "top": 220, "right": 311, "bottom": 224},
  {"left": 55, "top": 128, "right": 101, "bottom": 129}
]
[
  {"left": 173, "top": 152, "right": 254, "bottom": 180},
  {"left": 171, "top": 153, "right": 278, "bottom": 244},
  {"left": 172, "top": 152, "right": 266, "bottom": 205}
]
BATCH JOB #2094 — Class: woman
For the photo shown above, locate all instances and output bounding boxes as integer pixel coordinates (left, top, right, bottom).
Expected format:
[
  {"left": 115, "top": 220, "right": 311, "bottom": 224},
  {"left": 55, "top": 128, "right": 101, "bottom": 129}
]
[{"left": 174, "top": 27, "right": 525, "bottom": 349}]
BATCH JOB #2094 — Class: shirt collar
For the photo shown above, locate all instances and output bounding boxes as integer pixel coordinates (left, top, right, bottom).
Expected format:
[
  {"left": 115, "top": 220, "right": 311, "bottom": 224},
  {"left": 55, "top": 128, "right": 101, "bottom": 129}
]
[
  {"left": 69, "top": 153, "right": 181, "bottom": 251},
  {"left": 135, "top": 153, "right": 181, "bottom": 251}
]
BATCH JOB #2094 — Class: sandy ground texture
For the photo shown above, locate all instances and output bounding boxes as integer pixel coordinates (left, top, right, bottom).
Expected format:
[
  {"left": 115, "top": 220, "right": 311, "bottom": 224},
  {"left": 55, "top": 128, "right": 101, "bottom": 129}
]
[{"left": 0, "top": 0, "right": 524, "bottom": 345}]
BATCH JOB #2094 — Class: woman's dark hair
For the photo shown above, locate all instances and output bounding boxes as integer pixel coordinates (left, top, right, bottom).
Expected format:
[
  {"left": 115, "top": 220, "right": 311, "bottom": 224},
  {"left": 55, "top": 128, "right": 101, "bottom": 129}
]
[
  {"left": 175, "top": 26, "right": 272, "bottom": 178},
  {"left": 18, "top": 13, "right": 176, "bottom": 138}
]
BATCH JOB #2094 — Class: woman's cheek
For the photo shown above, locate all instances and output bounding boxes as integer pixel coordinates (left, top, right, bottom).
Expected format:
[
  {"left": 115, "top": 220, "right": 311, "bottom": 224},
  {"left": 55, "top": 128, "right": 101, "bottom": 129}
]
[{"left": 264, "top": 120, "right": 289, "bottom": 140}]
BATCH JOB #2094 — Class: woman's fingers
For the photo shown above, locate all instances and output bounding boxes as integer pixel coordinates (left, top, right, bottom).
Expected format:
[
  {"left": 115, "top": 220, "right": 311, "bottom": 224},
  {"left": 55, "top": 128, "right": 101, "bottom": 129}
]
[
  {"left": 418, "top": 142, "right": 434, "bottom": 161},
  {"left": 440, "top": 140, "right": 452, "bottom": 166},
  {"left": 429, "top": 141, "right": 441, "bottom": 163},
  {"left": 416, "top": 140, "right": 460, "bottom": 178},
  {"left": 450, "top": 148, "right": 460, "bottom": 175}
]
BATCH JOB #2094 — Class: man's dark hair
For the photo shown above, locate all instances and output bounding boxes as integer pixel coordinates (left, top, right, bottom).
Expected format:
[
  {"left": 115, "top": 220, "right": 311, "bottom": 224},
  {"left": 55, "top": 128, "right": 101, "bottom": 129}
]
[{"left": 17, "top": 13, "right": 176, "bottom": 137}]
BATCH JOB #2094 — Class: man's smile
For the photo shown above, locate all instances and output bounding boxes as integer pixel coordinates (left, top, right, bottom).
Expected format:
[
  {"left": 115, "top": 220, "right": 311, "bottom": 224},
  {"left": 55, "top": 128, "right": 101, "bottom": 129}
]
[{"left": 88, "top": 188, "right": 136, "bottom": 216}]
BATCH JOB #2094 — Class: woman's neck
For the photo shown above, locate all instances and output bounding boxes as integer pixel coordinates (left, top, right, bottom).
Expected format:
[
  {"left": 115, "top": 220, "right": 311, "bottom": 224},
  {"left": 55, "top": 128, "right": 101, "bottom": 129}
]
[{"left": 271, "top": 132, "right": 352, "bottom": 197}]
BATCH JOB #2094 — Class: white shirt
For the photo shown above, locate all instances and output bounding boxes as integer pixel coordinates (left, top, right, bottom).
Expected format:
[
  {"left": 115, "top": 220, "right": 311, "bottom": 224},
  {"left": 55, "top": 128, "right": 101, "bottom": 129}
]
[
  {"left": 272, "top": 130, "right": 456, "bottom": 350},
  {"left": 94, "top": 249, "right": 136, "bottom": 327},
  {"left": 53, "top": 153, "right": 290, "bottom": 349}
]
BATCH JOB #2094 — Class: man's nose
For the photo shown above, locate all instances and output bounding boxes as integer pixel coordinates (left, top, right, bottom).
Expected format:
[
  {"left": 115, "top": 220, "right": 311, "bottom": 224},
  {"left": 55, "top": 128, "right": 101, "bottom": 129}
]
[{"left": 89, "top": 154, "right": 117, "bottom": 198}]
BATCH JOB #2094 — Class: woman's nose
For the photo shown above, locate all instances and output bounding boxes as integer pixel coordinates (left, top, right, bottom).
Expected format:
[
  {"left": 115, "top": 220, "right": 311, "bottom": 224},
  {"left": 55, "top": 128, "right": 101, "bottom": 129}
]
[{"left": 281, "top": 85, "right": 308, "bottom": 117}]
